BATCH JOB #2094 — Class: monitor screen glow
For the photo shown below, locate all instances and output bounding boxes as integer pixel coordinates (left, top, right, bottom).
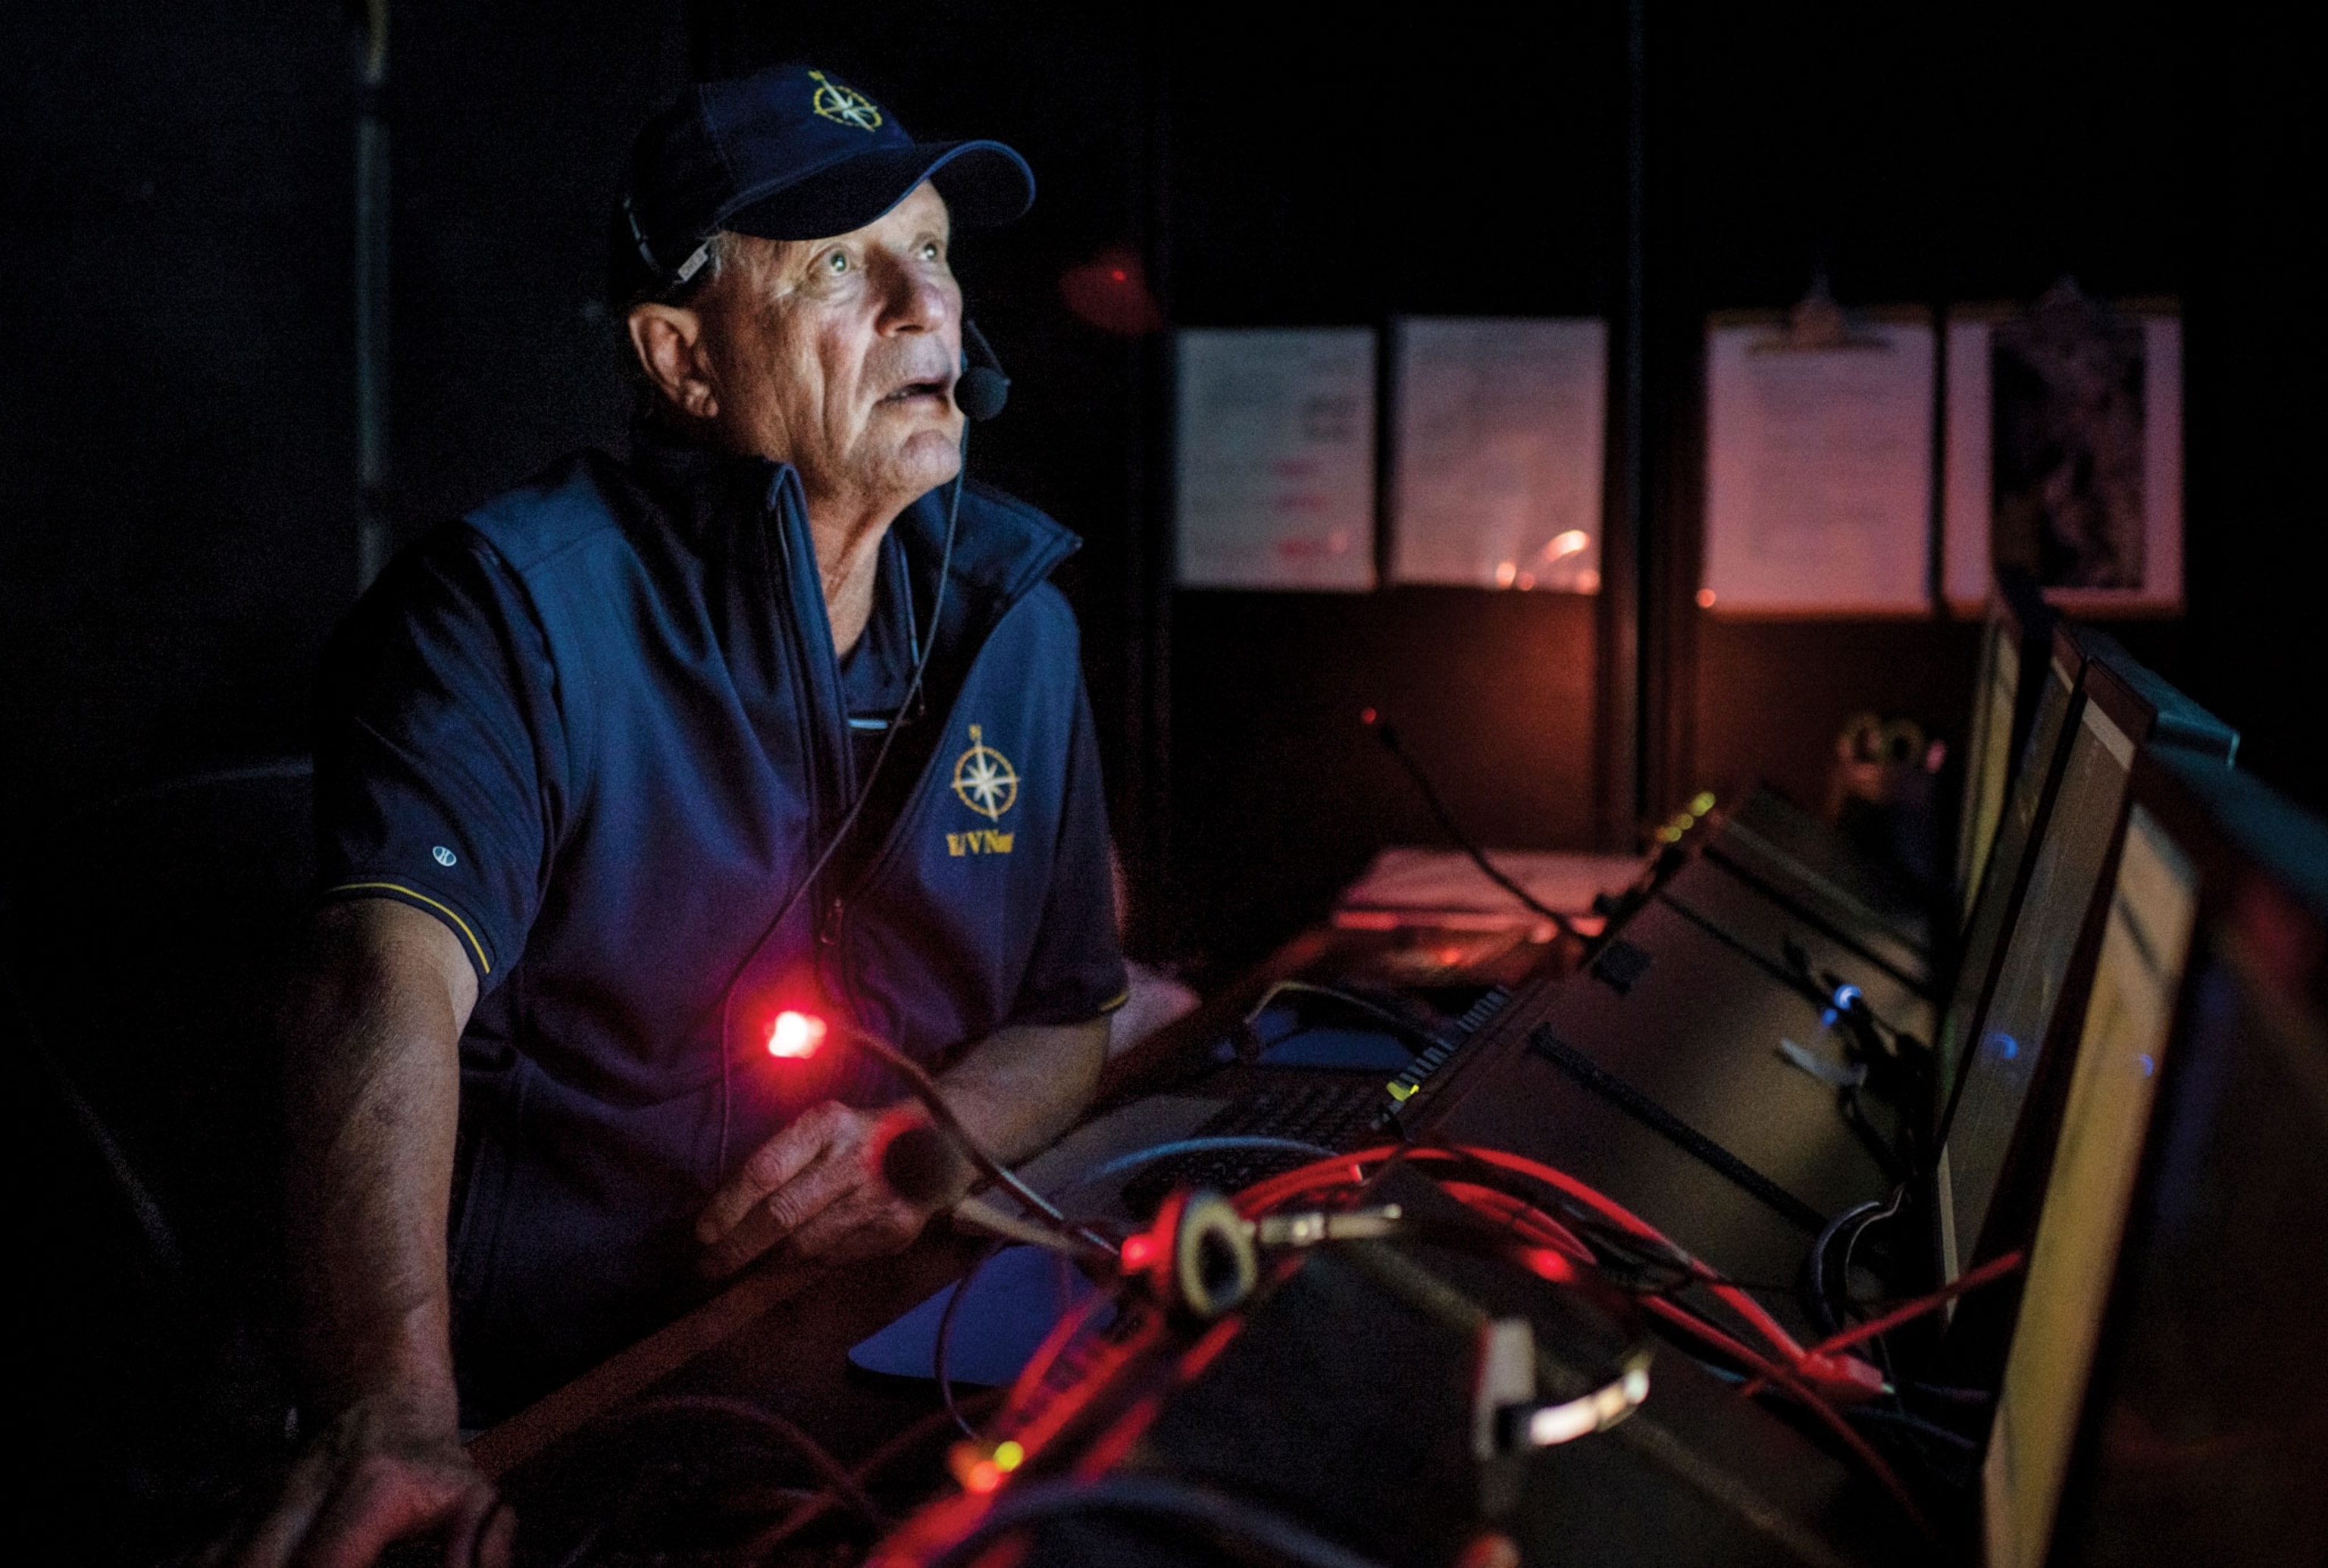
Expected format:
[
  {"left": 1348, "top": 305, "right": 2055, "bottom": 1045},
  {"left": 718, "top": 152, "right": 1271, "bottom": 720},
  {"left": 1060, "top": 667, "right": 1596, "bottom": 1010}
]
[
  {"left": 1943, "top": 696, "right": 2139, "bottom": 1280},
  {"left": 1982, "top": 803, "right": 2198, "bottom": 1568},
  {"left": 1935, "top": 655, "right": 2079, "bottom": 1140},
  {"left": 1960, "top": 626, "right": 2024, "bottom": 925}
]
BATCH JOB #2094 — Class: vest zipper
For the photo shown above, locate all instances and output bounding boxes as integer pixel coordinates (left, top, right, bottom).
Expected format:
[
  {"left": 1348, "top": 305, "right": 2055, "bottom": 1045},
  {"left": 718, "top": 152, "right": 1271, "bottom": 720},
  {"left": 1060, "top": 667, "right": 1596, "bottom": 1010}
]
[{"left": 845, "top": 593, "right": 1038, "bottom": 899}]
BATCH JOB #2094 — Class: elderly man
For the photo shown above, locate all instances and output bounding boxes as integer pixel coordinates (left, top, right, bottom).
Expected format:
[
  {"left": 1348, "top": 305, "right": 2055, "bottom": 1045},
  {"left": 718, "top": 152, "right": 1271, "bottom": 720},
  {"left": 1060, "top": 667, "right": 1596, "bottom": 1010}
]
[{"left": 239, "top": 64, "right": 1125, "bottom": 1566}]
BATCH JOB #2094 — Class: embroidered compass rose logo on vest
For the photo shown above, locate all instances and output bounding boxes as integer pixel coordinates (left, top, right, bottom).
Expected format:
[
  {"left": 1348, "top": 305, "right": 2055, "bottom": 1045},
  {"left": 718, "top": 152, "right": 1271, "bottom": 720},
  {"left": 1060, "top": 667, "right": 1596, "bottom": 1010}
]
[
  {"left": 807, "top": 70, "right": 883, "bottom": 130},
  {"left": 951, "top": 725, "right": 1018, "bottom": 822}
]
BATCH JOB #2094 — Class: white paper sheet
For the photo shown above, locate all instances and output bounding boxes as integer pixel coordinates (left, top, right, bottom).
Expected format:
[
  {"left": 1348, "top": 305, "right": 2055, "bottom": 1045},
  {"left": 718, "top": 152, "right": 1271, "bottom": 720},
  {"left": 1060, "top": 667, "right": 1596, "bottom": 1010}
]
[
  {"left": 1944, "top": 305, "right": 2182, "bottom": 614},
  {"left": 1175, "top": 327, "right": 1376, "bottom": 591},
  {"left": 1390, "top": 318, "right": 1607, "bottom": 591},
  {"left": 1702, "top": 318, "right": 1935, "bottom": 615}
]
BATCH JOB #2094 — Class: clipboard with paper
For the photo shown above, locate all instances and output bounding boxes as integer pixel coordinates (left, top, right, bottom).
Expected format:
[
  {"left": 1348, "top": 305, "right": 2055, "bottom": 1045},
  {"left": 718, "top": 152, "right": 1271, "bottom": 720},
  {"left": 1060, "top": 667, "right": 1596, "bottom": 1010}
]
[{"left": 1701, "top": 287, "right": 1936, "bottom": 618}]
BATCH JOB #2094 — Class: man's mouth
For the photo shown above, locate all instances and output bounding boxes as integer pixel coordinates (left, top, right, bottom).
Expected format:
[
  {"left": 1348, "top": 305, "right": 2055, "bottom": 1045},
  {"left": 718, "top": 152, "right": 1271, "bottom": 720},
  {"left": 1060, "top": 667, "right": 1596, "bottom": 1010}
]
[{"left": 881, "top": 377, "right": 952, "bottom": 405}]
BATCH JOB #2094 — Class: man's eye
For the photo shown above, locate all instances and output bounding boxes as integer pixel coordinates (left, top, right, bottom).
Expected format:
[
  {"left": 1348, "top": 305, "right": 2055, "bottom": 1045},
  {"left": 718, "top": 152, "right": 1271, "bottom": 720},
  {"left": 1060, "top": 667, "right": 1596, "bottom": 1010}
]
[
  {"left": 919, "top": 241, "right": 942, "bottom": 261},
  {"left": 824, "top": 251, "right": 850, "bottom": 275}
]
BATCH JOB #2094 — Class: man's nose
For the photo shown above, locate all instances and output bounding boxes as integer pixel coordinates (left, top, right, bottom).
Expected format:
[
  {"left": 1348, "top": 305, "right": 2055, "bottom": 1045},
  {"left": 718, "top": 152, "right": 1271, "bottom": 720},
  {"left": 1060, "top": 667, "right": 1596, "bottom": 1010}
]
[{"left": 874, "top": 253, "right": 953, "bottom": 336}]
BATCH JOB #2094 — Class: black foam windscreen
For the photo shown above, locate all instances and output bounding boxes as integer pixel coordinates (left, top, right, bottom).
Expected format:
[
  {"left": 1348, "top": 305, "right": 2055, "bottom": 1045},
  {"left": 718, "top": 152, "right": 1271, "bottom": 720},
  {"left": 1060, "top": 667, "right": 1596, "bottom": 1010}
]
[
  {"left": 881, "top": 1121, "right": 972, "bottom": 1205},
  {"left": 954, "top": 318, "right": 1010, "bottom": 421},
  {"left": 953, "top": 365, "right": 1009, "bottom": 422}
]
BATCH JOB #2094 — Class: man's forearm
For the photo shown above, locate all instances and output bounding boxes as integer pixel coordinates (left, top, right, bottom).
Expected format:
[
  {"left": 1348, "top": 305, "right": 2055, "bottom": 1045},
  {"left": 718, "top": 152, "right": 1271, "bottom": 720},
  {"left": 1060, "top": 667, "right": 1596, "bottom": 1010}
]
[
  {"left": 930, "top": 1016, "right": 1109, "bottom": 1169},
  {"left": 280, "top": 900, "right": 479, "bottom": 1423}
]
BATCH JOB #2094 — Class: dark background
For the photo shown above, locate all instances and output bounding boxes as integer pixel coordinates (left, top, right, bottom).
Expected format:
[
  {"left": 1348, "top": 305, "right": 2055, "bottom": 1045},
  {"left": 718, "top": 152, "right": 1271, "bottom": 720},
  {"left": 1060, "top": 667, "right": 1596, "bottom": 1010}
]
[{"left": 4, "top": 0, "right": 2320, "bottom": 980}]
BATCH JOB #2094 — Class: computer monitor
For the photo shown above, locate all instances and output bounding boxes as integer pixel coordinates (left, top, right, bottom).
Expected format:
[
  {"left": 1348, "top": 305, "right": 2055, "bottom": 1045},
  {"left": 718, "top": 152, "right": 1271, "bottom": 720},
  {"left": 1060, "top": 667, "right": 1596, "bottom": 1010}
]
[
  {"left": 1954, "top": 571, "right": 2054, "bottom": 926},
  {"left": 1937, "top": 636, "right": 2238, "bottom": 1291},
  {"left": 1985, "top": 750, "right": 2328, "bottom": 1568},
  {"left": 1930, "top": 624, "right": 2088, "bottom": 1144}
]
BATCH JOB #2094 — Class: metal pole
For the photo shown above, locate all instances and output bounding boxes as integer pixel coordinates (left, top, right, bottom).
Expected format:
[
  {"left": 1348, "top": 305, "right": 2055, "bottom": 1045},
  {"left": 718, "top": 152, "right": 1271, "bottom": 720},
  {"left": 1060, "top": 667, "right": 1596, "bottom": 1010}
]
[
  {"left": 1625, "top": 0, "right": 1647, "bottom": 835},
  {"left": 355, "top": 0, "right": 390, "bottom": 592},
  {"left": 1598, "top": 0, "right": 1648, "bottom": 849},
  {"left": 1134, "top": 11, "right": 1175, "bottom": 953}
]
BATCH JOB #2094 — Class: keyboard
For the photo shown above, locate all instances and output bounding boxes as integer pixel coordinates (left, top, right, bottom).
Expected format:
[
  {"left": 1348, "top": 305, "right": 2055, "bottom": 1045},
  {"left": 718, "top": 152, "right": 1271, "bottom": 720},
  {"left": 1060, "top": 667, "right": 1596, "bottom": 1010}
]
[
  {"left": 1117, "top": 986, "right": 1515, "bottom": 1215},
  {"left": 1119, "top": 1074, "right": 1388, "bottom": 1216}
]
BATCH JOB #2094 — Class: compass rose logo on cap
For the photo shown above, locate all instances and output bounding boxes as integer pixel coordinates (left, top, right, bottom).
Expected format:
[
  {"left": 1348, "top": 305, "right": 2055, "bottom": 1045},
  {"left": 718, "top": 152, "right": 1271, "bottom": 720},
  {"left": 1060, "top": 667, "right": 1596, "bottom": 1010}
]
[
  {"left": 951, "top": 725, "right": 1019, "bottom": 822},
  {"left": 807, "top": 70, "right": 883, "bottom": 130}
]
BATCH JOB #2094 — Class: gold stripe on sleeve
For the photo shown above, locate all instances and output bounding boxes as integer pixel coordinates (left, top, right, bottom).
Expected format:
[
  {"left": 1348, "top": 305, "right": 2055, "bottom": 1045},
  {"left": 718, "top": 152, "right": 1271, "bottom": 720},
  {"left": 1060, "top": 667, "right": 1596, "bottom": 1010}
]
[{"left": 327, "top": 881, "right": 493, "bottom": 975}]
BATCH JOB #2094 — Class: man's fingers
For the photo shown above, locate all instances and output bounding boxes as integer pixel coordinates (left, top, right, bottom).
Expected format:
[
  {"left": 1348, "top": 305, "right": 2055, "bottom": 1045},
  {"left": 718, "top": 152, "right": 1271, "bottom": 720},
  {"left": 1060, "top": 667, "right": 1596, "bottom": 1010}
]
[
  {"left": 229, "top": 1448, "right": 335, "bottom": 1568},
  {"left": 699, "top": 1197, "right": 784, "bottom": 1278},
  {"left": 696, "top": 1109, "right": 838, "bottom": 1245},
  {"left": 699, "top": 1145, "right": 866, "bottom": 1276},
  {"left": 783, "top": 1185, "right": 927, "bottom": 1263},
  {"left": 296, "top": 1462, "right": 436, "bottom": 1568},
  {"left": 444, "top": 1491, "right": 512, "bottom": 1568},
  {"left": 298, "top": 1449, "right": 493, "bottom": 1568},
  {"left": 473, "top": 1502, "right": 517, "bottom": 1568}
]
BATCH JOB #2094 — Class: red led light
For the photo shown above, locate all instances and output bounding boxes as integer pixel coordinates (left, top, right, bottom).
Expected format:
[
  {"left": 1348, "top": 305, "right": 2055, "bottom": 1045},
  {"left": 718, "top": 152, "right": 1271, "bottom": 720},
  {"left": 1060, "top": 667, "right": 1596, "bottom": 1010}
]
[
  {"left": 768, "top": 1010, "right": 828, "bottom": 1059},
  {"left": 1517, "top": 1246, "right": 1578, "bottom": 1285},
  {"left": 1119, "top": 1232, "right": 1159, "bottom": 1271}
]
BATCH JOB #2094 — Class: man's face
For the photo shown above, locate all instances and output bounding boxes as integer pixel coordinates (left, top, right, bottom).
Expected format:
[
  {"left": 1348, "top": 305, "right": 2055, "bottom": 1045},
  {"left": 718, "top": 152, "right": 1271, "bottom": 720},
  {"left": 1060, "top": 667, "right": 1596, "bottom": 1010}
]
[{"left": 688, "top": 182, "right": 965, "bottom": 510}]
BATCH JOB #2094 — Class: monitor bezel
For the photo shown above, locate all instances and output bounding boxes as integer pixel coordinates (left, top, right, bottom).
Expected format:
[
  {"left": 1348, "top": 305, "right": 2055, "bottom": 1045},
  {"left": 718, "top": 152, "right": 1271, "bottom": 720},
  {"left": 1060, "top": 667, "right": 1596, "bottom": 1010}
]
[
  {"left": 1988, "top": 747, "right": 2323, "bottom": 1568},
  {"left": 1932, "top": 621, "right": 2094, "bottom": 1153}
]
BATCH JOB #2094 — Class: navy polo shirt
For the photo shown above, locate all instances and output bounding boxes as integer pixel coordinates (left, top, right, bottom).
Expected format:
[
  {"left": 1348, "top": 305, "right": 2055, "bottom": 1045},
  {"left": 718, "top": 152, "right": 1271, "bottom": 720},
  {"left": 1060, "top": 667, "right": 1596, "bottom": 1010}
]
[{"left": 312, "top": 426, "right": 1126, "bottom": 1414}]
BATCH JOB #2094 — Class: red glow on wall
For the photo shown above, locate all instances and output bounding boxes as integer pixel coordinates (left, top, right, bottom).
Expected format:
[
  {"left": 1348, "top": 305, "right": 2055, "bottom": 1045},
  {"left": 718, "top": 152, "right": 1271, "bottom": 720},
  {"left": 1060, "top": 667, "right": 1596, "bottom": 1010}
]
[{"left": 1059, "top": 244, "right": 1164, "bottom": 336}]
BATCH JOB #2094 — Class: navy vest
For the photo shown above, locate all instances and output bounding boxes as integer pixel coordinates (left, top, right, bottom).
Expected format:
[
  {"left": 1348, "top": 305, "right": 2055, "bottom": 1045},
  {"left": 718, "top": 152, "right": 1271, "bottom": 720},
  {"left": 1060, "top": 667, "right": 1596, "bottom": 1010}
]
[{"left": 313, "top": 437, "right": 1125, "bottom": 1416}]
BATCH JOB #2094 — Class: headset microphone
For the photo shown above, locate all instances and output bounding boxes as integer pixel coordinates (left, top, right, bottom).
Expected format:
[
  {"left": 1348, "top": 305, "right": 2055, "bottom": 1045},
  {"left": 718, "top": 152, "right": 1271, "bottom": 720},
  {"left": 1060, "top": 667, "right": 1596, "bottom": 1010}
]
[{"left": 954, "top": 318, "right": 1011, "bottom": 422}]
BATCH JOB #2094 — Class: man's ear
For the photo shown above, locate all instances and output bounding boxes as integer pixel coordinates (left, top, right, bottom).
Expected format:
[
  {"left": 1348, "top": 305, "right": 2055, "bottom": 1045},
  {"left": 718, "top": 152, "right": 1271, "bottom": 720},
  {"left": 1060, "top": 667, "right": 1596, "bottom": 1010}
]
[{"left": 627, "top": 302, "right": 718, "bottom": 420}]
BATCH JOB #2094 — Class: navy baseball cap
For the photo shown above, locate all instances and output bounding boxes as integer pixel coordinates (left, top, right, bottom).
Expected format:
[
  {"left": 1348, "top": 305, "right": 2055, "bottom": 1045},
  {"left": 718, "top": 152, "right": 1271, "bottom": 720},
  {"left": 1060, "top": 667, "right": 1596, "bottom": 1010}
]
[{"left": 617, "top": 62, "right": 1034, "bottom": 302}]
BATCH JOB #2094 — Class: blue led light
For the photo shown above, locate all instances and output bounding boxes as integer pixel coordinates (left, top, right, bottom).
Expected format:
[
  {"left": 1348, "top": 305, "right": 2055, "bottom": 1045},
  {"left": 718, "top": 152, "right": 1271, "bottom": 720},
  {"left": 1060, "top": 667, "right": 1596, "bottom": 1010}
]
[
  {"left": 1820, "top": 1008, "right": 1838, "bottom": 1029},
  {"left": 1832, "top": 984, "right": 1863, "bottom": 1011},
  {"left": 1996, "top": 1034, "right": 2020, "bottom": 1060},
  {"left": 2136, "top": 1053, "right": 2155, "bottom": 1077}
]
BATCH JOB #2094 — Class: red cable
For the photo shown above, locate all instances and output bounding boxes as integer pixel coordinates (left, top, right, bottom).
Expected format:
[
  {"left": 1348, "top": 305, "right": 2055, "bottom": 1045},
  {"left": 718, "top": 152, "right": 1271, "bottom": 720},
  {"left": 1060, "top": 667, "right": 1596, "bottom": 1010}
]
[
  {"left": 1696, "top": 1325, "right": 1931, "bottom": 1532},
  {"left": 1015, "top": 1144, "right": 1926, "bottom": 1533},
  {"left": 1813, "top": 1248, "right": 2027, "bottom": 1357},
  {"left": 1002, "top": 1288, "right": 1119, "bottom": 1423},
  {"left": 1435, "top": 1179, "right": 1595, "bottom": 1261},
  {"left": 1222, "top": 1143, "right": 1926, "bottom": 1520},
  {"left": 1234, "top": 1145, "right": 1816, "bottom": 1369}
]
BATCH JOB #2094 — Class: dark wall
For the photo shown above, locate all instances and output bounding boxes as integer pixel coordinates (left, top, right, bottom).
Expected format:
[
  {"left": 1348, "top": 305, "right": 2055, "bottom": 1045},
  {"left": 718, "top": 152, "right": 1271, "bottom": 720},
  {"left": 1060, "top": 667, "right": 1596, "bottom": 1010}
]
[
  {"left": 2181, "top": 8, "right": 2327, "bottom": 815},
  {"left": 0, "top": 2, "right": 687, "bottom": 821},
  {"left": 2, "top": 3, "right": 355, "bottom": 812},
  {"left": 385, "top": 4, "right": 690, "bottom": 532}
]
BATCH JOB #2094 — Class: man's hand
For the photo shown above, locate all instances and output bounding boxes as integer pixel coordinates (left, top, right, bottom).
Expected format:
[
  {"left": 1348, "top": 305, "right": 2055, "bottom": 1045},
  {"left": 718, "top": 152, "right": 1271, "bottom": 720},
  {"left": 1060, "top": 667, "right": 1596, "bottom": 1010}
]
[
  {"left": 229, "top": 1392, "right": 510, "bottom": 1568},
  {"left": 696, "top": 1102, "right": 947, "bottom": 1278},
  {"left": 696, "top": 1017, "right": 1108, "bottom": 1279}
]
